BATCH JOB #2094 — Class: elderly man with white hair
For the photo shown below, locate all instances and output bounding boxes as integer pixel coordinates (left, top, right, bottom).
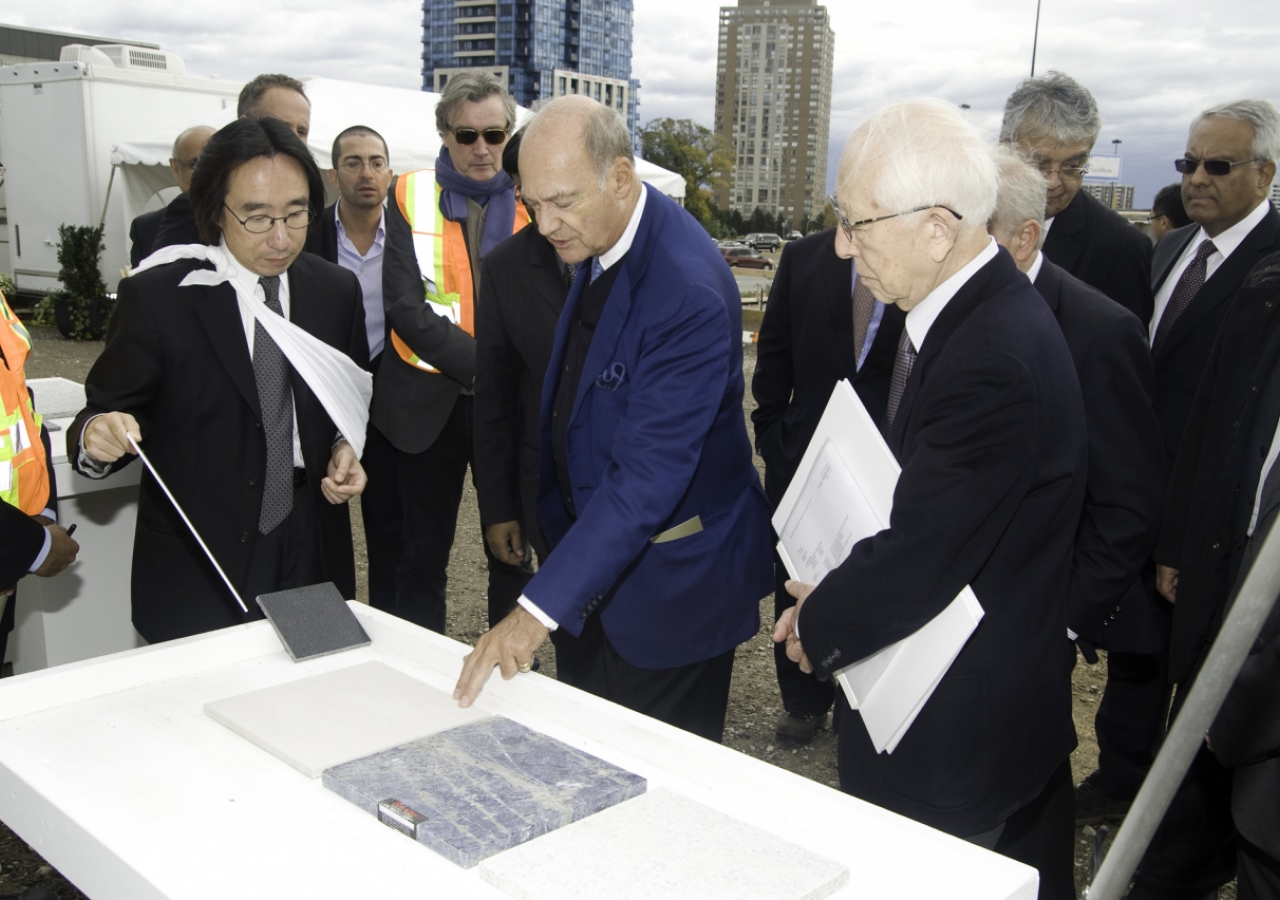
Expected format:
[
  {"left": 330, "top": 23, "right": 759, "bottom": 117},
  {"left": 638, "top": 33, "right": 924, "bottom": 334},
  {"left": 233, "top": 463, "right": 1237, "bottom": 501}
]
[{"left": 775, "top": 99, "right": 1086, "bottom": 898}]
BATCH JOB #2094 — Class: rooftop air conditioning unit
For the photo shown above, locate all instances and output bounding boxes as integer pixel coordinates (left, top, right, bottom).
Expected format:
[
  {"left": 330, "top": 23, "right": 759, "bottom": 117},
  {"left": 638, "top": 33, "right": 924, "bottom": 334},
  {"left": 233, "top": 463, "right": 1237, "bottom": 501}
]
[
  {"left": 58, "top": 44, "right": 116, "bottom": 68},
  {"left": 60, "top": 43, "right": 186, "bottom": 76}
]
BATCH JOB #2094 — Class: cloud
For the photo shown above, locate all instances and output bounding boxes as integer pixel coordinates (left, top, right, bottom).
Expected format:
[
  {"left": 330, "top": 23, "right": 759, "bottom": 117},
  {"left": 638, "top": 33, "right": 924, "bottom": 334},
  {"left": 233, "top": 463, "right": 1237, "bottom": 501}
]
[{"left": 7, "top": 0, "right": 1280, "bottom": 204}]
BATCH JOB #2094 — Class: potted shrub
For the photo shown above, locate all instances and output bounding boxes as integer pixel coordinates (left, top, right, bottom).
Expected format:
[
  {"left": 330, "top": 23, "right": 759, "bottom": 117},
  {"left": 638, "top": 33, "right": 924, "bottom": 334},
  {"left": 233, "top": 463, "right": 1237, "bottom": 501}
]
[{"left": 52, "top": 224, "right": 113, "bottom": 341}]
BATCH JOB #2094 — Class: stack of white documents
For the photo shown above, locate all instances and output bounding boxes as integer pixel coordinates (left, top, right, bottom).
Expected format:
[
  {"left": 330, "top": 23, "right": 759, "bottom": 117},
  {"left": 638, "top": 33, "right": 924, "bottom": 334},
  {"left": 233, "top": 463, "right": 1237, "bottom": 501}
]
[{"left": 772, "top": 380, "right": 983, "bottom": 753}]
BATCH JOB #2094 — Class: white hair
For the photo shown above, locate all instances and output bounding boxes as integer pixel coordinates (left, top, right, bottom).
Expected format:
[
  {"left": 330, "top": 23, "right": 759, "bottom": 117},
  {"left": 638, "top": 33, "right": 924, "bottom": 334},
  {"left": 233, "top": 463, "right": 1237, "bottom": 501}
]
[
  {"left": 838, "top": 98, "right": 997, "bottom": 229},
  {"left": 989, "top": 146, "right": 1049, "bottom": 249},
  {"left": 1193, "top": 98, "right": 1280, "bottom": 164}
]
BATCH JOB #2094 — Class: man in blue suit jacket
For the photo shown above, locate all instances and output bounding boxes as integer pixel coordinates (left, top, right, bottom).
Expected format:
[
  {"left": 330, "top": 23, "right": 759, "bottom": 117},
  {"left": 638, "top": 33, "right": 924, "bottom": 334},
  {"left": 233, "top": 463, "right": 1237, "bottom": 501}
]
[{"left": 454, "top": 95, "right": 774, "bottom": 741}]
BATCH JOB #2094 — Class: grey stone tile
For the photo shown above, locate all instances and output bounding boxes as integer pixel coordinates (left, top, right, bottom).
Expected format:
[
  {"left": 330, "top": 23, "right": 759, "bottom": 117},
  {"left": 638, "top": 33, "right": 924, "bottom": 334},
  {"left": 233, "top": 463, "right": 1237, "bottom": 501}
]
[
  {"left": 322, "top": 717, "right": 646, "bottom": 868},
  {"left": 256, "top": 582, "right": 369, "bottom": 661},
  {"left": 478, "top": 788, "right": 849, "bottom": 900}
]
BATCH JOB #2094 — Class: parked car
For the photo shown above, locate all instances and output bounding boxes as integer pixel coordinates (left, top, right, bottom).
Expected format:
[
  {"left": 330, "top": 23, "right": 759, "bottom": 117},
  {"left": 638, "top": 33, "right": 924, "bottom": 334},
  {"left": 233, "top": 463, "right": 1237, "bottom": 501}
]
[
  {"left": 744, "top": 232, "right": 783, "bottom": 252},
  {"left": 786, "top": 230, "right": 803, "bottom": 241},
  {"left": 722, "top": 247, "right": 775, "bottom": 270}
]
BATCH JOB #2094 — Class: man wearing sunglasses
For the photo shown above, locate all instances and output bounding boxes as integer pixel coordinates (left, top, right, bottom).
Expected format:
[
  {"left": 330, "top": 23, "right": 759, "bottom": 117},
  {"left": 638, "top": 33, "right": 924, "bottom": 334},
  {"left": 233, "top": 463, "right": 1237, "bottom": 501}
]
[
  {"left": 1000, "top": 72, "right": 1154, "bottom": 325},
  {"left": 369, "top": 71, "right": 531, "bottom": 635},
  {"left": 69, "top": 117, "right": 369, "bottom": 644},
  {"left": 1129, "top": 98, "right": 1280, "bottom": 900}
]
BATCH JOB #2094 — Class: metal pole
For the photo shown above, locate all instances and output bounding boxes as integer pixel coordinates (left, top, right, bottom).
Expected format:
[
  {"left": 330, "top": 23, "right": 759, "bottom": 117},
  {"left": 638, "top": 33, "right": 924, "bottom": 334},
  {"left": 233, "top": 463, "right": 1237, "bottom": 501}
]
[
  {"left": 98, "top": 164, "right": 118, "bottom": 231},
  {"left": 1083, "top": 517, "right": 1280, "bottom": 899},
  {"left": 1030, "top": 0, "right": 1043, "bottom": 77}
]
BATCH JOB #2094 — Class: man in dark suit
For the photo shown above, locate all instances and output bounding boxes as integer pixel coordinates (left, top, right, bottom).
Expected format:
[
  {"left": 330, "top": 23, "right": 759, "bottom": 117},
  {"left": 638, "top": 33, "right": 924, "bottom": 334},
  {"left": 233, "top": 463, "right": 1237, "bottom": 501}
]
[
  {"left": 455, "top": 95, "right": 774, "bottom": 744},
  {"left": 70, "top": 117, "right": 369, "bottom": 644},
  {"left": 364, "top": 70, "right": 528, "bottom": 634},
  {"left": 1000, "top": 71, "right": 1154, "bottom": 324},
  {"left": 152, "top": 75, "right": 312, "bottom": 255},
  {"left": 1130, "top": 102, "right": 1280, "bottom": 900},
  {"left": 1139, "top": 251, "right": 1280, "bottom": 899},
  {"left": 989, "top": 152, "right": 1167, "bottom": 814},
  {"left": 473, "top": 132, "right": 572, "bottom": 626},
  {"left": 778, "top": 99, "right": 1086, "bottom": 899},
  {"left": 128, "top": 126, "right": 214, "bottom": 268},
  {"left": 750, "top": 228, "right": 905, "bottom": 743},
  {"left": 1150, "top": 183, "right": 1192, "bottom": 243}
]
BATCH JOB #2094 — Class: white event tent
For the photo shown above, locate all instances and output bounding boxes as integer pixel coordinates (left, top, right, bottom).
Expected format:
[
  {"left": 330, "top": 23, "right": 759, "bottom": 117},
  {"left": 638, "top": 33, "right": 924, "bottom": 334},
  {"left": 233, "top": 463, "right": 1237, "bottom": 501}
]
[{"left": 110, "top": 75, "right": 685, "bottom": 227}]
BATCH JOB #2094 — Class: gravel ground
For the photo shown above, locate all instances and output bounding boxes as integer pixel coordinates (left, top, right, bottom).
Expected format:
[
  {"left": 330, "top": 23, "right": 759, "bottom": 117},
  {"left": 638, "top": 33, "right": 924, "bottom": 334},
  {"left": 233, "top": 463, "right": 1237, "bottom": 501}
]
[{"left": 0, "top": 318, "right": 1231, "bottom": 899}]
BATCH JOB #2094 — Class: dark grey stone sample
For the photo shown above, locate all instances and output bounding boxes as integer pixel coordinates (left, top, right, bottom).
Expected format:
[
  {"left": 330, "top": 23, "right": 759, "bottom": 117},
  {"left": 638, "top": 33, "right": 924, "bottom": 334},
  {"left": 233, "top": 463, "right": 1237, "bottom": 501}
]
[
  {"left": 322, "top": 716, "right": 646, "bottom": 868},
  {"left": 256, "top": 582, "right": 370, "bottom": 662}
]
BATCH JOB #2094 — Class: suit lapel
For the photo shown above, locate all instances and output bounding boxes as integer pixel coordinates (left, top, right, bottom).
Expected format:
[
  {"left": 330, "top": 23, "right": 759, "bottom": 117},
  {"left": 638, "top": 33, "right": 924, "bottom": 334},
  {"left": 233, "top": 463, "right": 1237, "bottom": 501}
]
[
  {"left": 1155, "top": 210, "right": 1280, "bottom": 365},
  {"left": 527, "top": 228, "right": 568, "bottom": 317},
  {"left": 887, "top": 252, "right": 1010, "bottom": 455},
  {"left": 1043, "top": 191, "right": 1085, "bottom": 274},
  {"left": 195, "top": 281, "right": 262, "bottom": 422},
  {"left": 569, "top": 194, "right": 660, "bottom": 422},
  {"left": 283, "top": 256, "right": 327, "bottom": 443},
  {"left": 819, "top": 236, "right": 858, "bottom": 377},
  {"left": 1151, "top": 225, "right": 1197, "bottom": 294},
  {"left": 1033, "top": 259, "right": 1063, "bottom": 314}
]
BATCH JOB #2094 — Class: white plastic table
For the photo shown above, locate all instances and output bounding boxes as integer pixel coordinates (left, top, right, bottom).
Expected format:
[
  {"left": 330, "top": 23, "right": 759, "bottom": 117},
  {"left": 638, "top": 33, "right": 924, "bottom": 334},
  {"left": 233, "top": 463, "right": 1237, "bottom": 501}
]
[{"left": 0, "top": 604, "right": 1038, "bottom": 899}]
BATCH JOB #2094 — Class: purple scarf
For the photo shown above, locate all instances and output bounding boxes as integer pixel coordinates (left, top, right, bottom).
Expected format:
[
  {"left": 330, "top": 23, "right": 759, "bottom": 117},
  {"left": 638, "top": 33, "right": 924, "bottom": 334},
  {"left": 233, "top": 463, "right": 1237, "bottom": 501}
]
[{"left": 435, "top": 147, "right": 517, "bottom": 257}]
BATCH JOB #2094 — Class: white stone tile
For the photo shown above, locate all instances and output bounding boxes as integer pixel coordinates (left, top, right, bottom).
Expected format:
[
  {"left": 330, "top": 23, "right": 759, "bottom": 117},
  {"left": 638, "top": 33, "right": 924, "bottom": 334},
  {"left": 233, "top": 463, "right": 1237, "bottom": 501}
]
[
  {"left": 478, "top": 788, "right": 849, "bottom": 900},
  {"left": 204, "top": 661, "right": 490, "bottom": 777}
]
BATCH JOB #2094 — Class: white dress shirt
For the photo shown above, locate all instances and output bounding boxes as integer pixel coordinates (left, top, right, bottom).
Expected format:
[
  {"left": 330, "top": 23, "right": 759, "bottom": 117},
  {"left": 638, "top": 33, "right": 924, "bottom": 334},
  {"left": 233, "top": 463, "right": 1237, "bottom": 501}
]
[
  {"left": 1150, "top": 199, "right": 1273, "bottom": 343},
  {"left": 1026, "top": 249, "right": 1046, "bottom": 284},
  {"left": 80, "top": 243, "right": 305, "bottom": 475},
  {"left": 902, "top": 236, "right": 1000, "bottom": 352},
  {"left": 517, "top": 185, "right": 650, "bottom": 632},
  {"left": 334, "top": 203, "right": 387, "bottom": 360}
]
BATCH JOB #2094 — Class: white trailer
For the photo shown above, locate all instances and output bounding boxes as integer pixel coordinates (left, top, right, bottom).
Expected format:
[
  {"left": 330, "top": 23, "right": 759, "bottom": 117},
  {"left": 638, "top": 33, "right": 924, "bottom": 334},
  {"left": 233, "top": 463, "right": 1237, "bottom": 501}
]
[{"left": 0, "top": 48, "right": 238, "bottom": 295}]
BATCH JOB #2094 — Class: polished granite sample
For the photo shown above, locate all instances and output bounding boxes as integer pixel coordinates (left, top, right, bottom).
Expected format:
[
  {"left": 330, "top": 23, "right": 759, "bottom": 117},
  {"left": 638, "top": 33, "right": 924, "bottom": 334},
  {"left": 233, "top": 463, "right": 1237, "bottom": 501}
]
[
  {"left": 205, "top": 661, "right": 490, "bottom": 777},
  {"left": 256, "top": 582, "right": 369, "bottom": 661},
  {"left": 479, "top": 788, "right": 849, "bottom": 900},
  {"left": 322, "top": 716, "right": 646, "bottom": 868}
]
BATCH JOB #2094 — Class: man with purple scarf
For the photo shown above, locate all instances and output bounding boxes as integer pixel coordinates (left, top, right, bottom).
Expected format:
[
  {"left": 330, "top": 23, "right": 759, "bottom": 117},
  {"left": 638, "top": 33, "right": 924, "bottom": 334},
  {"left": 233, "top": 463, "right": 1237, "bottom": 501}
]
[{"left": 365, "top": 70, "right": 530, "bottom": 634}]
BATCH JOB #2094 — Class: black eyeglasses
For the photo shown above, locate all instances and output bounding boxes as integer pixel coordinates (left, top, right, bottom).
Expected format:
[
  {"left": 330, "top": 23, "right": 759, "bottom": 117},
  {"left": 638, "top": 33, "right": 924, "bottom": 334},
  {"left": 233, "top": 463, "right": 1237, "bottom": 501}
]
[
  {"left": 829, "top": 194, "right": 963, "bottom": 241},
  {"left": 1035, "top": 162, "right": 1089, "bottom": 180},
  {"left": 451, "top": 127, "right": 508, "bottom": 146},
  {"left": 1175, "top": 156, "right": 1261, "bottom": 176},
  {"left": 223, "top": 203, "right": 313, "bottom": 234}
]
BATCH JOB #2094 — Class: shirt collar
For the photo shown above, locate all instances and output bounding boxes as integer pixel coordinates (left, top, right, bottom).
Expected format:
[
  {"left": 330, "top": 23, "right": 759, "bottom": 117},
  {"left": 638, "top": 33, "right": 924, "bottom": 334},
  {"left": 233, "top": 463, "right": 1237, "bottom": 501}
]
[
  {"left": 597, "top": 183, "right": 648, "bottom": 273},
  {"left": 1194, "top": 198, "right": 1272, "bottom": 261},
  {"left": 903, "top": 236, "right": 999, "bottom": 352},
  {"left": 1027, "top": 249, "right": 1045, "bottom": 283},
  {"left": 334, "top": 201, "right": 386, "bottom": 252},
  {"left": 219, "top": 236, "right": 290, "bottom": 308}
]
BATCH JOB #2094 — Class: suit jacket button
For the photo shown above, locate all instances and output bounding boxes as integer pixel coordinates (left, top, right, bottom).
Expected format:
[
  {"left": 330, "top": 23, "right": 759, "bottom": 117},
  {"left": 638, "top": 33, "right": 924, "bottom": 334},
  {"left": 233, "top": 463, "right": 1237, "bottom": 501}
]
[
  {"left": 1212, "top": 542, "right": 1221, "bottom": 550},
  {"left": 239, "top": 532, "right": 249, "bottom": 543},
  {"left": 581, "top": 610, "right": 589, "bottom": 618},
  {"left": 249, "top": 476, "right": 259, "bottom": 486}
]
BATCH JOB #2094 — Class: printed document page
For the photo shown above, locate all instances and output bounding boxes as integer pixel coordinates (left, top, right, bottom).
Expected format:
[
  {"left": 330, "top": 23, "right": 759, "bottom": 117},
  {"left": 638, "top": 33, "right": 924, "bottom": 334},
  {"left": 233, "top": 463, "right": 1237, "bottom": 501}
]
[{"left": 771, "top": 380, "right": 983, "bottom": 753}]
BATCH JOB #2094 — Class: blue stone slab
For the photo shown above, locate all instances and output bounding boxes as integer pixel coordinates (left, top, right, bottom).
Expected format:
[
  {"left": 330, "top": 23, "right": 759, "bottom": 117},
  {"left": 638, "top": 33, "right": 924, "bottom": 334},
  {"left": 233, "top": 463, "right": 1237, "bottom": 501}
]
[{"left": 321, "top": 716, "right": 646, "bottom": 868}]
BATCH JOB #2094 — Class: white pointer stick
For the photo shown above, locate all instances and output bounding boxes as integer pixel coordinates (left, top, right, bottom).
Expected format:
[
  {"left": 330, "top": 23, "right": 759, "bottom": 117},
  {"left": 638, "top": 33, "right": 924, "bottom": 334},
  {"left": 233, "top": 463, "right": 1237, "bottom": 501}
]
[{"left": 127, "top": 433, "right": 248, "bottom": 612}]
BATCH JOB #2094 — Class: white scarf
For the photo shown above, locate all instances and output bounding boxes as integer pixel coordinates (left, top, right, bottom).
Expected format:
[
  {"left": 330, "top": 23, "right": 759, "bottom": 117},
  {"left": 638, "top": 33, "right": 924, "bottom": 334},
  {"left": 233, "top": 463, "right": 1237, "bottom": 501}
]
[{"left": 132, "top": 243, "right": 372, "bottom": 458}]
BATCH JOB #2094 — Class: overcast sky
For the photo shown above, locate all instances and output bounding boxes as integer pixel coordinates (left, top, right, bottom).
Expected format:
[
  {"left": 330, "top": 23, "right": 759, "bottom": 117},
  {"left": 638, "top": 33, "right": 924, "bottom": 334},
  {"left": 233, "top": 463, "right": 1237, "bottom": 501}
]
[{"left": 7, "top": 0, "right": 1280, "bottom": 207}]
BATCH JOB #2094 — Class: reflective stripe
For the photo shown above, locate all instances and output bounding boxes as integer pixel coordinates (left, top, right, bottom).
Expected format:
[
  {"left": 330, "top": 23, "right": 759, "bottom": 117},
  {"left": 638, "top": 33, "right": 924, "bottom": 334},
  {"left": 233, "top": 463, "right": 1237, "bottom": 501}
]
[
  {"left": 390, "top": 169, "right": 528, "bottom": 374},
  {"left": 0, "top": 290, "right": 49, "bottom": 515}
]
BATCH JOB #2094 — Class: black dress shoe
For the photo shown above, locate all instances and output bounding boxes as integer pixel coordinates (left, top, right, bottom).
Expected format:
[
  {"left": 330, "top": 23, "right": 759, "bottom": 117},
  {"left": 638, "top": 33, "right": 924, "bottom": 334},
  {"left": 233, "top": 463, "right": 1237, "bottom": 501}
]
[{"left": 774, "top": 711, "right": 828, "bottom": 745}]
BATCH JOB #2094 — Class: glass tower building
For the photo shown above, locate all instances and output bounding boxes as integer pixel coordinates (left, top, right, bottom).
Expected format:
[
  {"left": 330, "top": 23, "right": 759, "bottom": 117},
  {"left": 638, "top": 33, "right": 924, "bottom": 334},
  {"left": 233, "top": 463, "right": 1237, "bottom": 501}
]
[{"left": 422, "top": 0, "right": 640, "bottom": 140}]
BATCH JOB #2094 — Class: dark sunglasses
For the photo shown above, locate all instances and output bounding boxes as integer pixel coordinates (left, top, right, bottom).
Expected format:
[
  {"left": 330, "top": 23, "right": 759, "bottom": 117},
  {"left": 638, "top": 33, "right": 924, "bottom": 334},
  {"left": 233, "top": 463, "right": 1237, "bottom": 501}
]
[
  {"left": 1174, "top": 156, "right": 1260, "bottom": 176},
  {"left": 452, "top": 127, "right": 508, "bottom": 146}
]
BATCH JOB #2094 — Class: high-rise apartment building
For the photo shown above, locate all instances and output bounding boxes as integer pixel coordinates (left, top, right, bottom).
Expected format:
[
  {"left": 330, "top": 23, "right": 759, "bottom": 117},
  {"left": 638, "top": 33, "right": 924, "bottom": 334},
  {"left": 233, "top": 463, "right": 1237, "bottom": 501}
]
[
  {"left": 713, "top": 0, "right": 834, "bottom": 229},
  {"left": 421, "top": 0, "right": 640, "bottom": 139}
]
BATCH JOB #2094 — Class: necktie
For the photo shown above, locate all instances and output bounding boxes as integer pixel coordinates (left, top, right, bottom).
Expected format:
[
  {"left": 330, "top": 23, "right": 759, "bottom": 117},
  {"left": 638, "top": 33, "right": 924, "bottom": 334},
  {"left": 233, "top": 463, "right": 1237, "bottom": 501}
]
[
  {"left": 852, "top": 278, "right": 876, "bottom": 364},
  {"left": 254, "top": 275, "right": 294, "bottom": 534},
  {"left": 884, "top": 328, "right": 917, "bottom": 432},
  {"left": 562, "top": 262, "right": 576, "bottom": 290},
  {"left": 590, "top": 257, "right": 605, "bottom": 284},
  {"left": 1152, "top": 239, "right": 1218, "bottom": 355}
]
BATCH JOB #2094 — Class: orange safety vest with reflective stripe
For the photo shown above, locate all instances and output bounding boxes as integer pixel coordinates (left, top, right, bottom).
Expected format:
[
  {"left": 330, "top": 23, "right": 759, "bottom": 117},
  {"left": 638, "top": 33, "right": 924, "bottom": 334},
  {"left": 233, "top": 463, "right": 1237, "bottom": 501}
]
[
  {"left": 0, "top": 290, "right": 50, "bottom": 516},
  {"left": 390, "top": 170, "right": 529, "bottom": 373}
]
